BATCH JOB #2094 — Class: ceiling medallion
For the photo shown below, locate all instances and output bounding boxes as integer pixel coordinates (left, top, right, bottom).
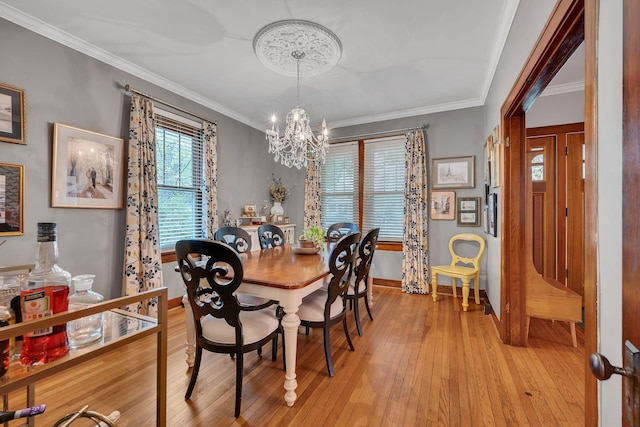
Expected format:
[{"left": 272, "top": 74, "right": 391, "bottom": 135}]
[
  {"left": 254, "top": 19, "right": 340, "bottom": 169},
  {"left": 253, "top": 19, "right": 342, "bottom": 77}
]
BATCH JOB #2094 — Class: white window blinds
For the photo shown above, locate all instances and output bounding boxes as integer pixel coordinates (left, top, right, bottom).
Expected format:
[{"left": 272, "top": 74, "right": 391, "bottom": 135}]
[
  {"left": 363, "top": 136, "right": 405, "bottom": 241},
  {"left": 320, "top": 141, "right": 359, "bottom": 232},
  {"left": 155, "top": 109, "right": 205, "bottom": 251}
]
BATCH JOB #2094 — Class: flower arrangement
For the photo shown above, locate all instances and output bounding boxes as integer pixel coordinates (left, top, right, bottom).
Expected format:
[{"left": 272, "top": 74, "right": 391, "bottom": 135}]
[
  {"left": 299, "top": 225, "right": 325, "bottom": 250},
  {"left": 269, "top": 175, "right": 289, "bottom": 203}
]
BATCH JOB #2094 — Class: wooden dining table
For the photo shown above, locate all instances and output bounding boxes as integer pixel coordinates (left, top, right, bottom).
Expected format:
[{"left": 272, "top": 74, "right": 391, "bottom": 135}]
[{"left": 181, "top": 243, "right": 335, "bottom": 406}]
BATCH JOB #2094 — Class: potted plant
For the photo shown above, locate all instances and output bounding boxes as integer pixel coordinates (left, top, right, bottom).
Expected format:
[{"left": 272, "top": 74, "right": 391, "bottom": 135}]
[{"left": 298, "top": 225, "right": 325, "bottom": 250}]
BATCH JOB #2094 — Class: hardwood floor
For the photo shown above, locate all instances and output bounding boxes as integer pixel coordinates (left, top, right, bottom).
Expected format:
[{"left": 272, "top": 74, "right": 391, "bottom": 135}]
[{"left": 9, "top": 286, "right": 584, "bottom": 426}]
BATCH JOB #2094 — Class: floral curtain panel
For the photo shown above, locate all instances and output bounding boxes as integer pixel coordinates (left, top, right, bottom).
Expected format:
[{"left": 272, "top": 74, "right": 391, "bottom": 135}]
[
  {"left": 202, "top": 121, "right": 218, "bottom": 238},
  {"left": 304, "top": 160, "right": 322, "bottom": 229},
  {"left": 122, "top": 95, "right": 163, "bottom": 316},
  {"left": 402, "top": 129, "right": 429, "bottom": 294}
]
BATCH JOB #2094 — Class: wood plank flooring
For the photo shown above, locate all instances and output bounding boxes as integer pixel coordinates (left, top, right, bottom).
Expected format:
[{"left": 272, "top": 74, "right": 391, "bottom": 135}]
[{"left": 6, "top": 286, "right": 585, "bottom": 426}]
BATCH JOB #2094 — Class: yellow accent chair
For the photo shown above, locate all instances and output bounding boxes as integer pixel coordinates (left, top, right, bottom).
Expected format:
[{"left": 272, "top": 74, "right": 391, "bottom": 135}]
[{"left": 431, "top": 233, "right": 486, "bottom": 311}]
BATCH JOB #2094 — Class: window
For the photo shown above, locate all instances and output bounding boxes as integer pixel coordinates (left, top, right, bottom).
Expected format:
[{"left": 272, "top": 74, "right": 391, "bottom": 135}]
[
  {"left": 531, "top": 150, "right": 544, "bottom": 181},
  {"left": 320, "top": 141, "right": 359, "bottom": 231},
  {"left": 321, "top": 135, "right": 406, "bottom": 243},
  {"left": 155, "top": 109, "right": 205, "bottom": 252},
  {"left": 363, "top": 137, "right": 405, "bottom": 241}
]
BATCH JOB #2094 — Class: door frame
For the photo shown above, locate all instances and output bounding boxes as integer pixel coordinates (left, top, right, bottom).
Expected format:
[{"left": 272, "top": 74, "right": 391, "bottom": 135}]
[{"left": 497, "top": 0, "right": 598, "bottom": 424}]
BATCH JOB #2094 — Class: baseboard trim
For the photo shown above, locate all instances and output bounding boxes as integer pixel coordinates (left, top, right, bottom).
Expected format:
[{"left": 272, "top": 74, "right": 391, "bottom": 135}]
[
  {"left": 433, "top": 284, "right": 488, "bottom": 301},
  {"left": 373, "top": 278, "right": 401, "bottom": 288},
  {"left": 372, "top": 280, "right": 489, "bottom": 302},
  {"left": 169, "top": 296, "right": 183, "bottom": 310}
]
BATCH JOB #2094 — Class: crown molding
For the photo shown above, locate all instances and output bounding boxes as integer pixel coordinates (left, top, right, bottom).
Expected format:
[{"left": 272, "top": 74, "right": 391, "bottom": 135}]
[
  {"left": 0, "top": 2, "right": 520, "bottom": 133},
  {"left": 0, "top": 3, "right": 263, "bottom": 130},
  {"left": 480, "top": 0, "right": 521, "bottom": 103},
  {"left": 540, "top": 81, "right": 585, "bottom": 97},
  {"left": 329, "top": 98, "right": 484, "bottom": 129}
]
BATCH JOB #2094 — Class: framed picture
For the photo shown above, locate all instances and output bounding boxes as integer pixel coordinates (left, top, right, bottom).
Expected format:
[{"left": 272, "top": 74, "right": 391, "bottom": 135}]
[
  {"left": 483, "top": 206, "right": 489, "bottom": 234},
  {"left": 487, "top": 193, "right": 497, "bottom": 237},
  {"left": 243, "top": 204, "right": 257, "bottom": 217},
  {"left": 0, "top": 163, "right": 24, "bottom": 236},
  {"left": 490, "top": 125, "right": 501, "bottom": 188},
  {"left": 484, "top": 134, "right": 493, "bottom": 185},
  {"left": 430, "top": 191, "right": 455, "bottom": 220},
  {"left": 0, "top": 83, "right": 25, "bottom": 144},
  {"left": 457, "top": 196, "right": 480, "bottom": 227},
  {"left": 52, "top": 123, "right": 124, "bottom": 209},
  {"left": 432, "top": 155, "right": 475, "bottom": 189},
  {"left": 276, "top": 215, "right": 284, "bottom": 224}
]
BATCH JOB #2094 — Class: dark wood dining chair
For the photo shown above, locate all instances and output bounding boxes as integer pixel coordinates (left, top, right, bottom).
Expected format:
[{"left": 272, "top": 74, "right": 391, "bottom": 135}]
[
  {"left": 326, "top": 222, "right": 360, "bottom": 242},
  {"left": 213, "top": 226, "right": 275, "bottom": 310},
  {"left": 176, "top": 239, "right": 280, "bottom": 418},
  {"left": 297, "top": 232, "right": 360, "bottom": 377},
  {"left": 345, "top": 228, "right": 379, "bottom": 336},
  {"left": 213, "top": 226, "right": 252, "bottom": 253},
  {"left": 257, "top": 224, "right": 285, "bottom": 249}
]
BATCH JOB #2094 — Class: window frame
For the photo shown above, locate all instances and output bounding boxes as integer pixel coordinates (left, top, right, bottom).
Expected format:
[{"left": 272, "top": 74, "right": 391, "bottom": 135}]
[
  {"left": 322, "top": 135, "right": 406, "bottom": 251},
  {"left": 154, "top": 108, "right": 205, "bottom": 260}
]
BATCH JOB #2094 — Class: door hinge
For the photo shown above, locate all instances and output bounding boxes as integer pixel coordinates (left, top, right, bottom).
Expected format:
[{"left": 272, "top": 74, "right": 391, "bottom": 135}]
[
  {"left": 505, "top": 136, "right": 510, "bottom": 147},
  {"left": 566, "top": 269, "right": 569, "bottom": 278},
  {"left": 504, "top": 302, "right": 509, "bottom": 314},
  {"left": 566, "top": 207, "right": 569, "bottom": 216}
]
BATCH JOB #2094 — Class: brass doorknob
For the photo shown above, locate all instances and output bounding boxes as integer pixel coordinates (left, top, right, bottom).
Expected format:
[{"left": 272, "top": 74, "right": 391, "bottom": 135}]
[{"left": 590, "top": 352, "right": 633, "bottom": 380}]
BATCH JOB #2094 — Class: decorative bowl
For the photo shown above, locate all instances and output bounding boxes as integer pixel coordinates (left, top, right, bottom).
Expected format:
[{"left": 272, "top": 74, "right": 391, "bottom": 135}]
[
  {"left": 291, "top": 244, "right": 320, "bottom": 255},
  {"left": 297, "top": 240, "right": 315, "bottom": 249}
]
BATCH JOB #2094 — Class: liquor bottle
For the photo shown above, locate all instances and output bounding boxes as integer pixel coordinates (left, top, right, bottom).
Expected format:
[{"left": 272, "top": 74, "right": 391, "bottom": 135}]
[
  {"left": 0, "top": 405, "right": 46, "bottom": 422},
  {"left": 67, "top": 274, "right": 104, "bottom": 348},
  {"left": 20, "top": 222, "right": 71, "bottom": 366}
]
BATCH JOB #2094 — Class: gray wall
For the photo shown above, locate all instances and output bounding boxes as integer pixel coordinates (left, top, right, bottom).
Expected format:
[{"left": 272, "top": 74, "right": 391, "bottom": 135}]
[
  {"left": 331, "top": 107, "right": 486, "bottom": 286},
  {"left": 527, "top": 90, "right": 585, "bottom": 128},
  {"left": 0, "top": 18, "right": 306, "bottom": 300},
  {"left": 482, "top": 0, "right": 558, "bottom": 318}
]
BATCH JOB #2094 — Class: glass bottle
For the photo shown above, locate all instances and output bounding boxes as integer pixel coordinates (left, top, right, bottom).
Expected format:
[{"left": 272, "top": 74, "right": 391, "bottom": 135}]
[
  {"left": 67, "top": 274, "right": 104, "bottom": 348},
  {"left": 20, "top": 222, "right": 71, "bottom": 366},
  {"left": 0, "top": 305, "right": 15, "bottom": 357}
]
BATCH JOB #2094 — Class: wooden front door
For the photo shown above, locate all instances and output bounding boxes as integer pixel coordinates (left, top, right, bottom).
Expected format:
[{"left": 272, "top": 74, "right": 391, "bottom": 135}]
[{"left": 526, "top": 123, "right": 585, "bottom": 298}]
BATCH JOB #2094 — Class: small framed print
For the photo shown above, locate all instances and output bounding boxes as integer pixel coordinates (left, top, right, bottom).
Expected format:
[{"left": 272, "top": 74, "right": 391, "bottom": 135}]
[
  {"left": 457, "top": 196, "right": 481, "bottom": 227},
  {"left": 487, "top": 193, "right": 497, "bottom": 237},
  {"left": 430, "top": 191, "right": 455, "bottom": 220},
  {"left": 432, "top": 156, "right": 475, "bottom": 189},
  {"left": 276, "top": 215, "right": 284, "bottom": 224},
  {"left": 0, "top": 162, "right": 24, "bottom": 236},
  {"left": 243, "top": 204, "right": 257, "bottom": 217},
  {"left": 0, "top": 83, "right": 25, "bottom": 144},
  {"left": 52, "top": 123, "right": 124, "bottom": 209}
]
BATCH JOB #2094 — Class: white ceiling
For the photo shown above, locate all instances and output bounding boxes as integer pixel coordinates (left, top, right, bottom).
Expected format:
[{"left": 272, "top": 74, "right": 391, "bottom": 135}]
[{"left": 0, "top": 0, "right": 584, "bottom": 131}]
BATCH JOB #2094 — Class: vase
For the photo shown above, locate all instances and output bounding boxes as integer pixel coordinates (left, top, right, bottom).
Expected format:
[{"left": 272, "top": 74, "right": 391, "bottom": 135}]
[{"left": 271, "top": 201, "right": 284, "bottom": 216}]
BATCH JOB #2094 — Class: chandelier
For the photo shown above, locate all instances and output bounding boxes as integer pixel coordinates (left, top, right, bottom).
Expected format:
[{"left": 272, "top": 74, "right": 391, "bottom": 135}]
[{"left": 253, "top": 20, "right": 342, "bottom": 169}]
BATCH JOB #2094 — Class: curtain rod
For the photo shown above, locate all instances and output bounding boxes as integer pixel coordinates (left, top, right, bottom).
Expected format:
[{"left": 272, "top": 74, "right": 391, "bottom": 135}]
[
  {"left": 330, "top": 123, "right": 428, "bottom": 143},
  {"left": 124, "top": 84, "right": 217, "bottom": 125}
]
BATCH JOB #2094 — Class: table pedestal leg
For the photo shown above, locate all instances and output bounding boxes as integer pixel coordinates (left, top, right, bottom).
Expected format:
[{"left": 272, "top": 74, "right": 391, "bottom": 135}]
[{"left": 281, "top": 304, "right": 301, "bottom": 406}]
